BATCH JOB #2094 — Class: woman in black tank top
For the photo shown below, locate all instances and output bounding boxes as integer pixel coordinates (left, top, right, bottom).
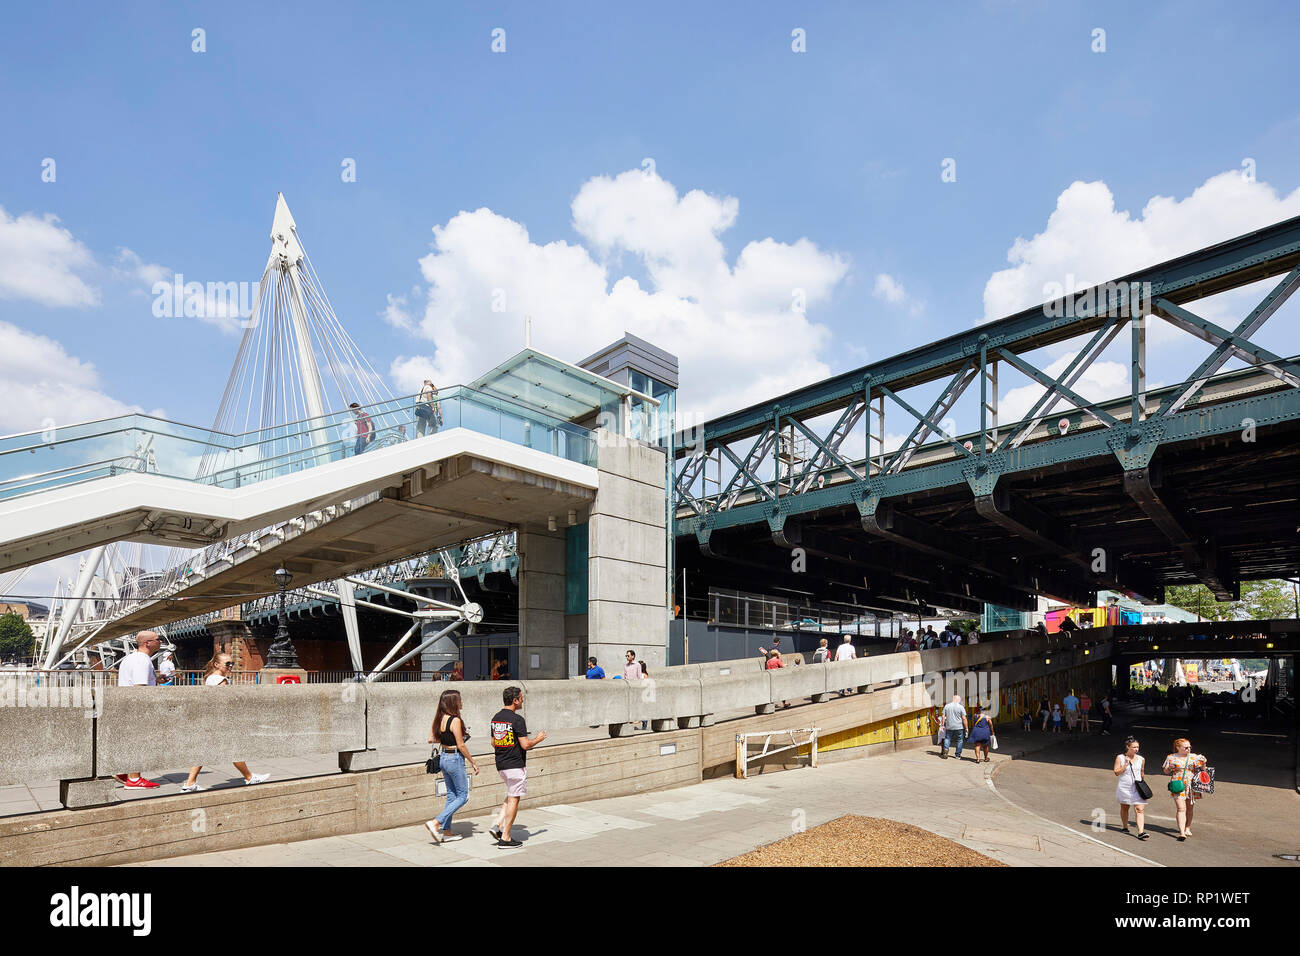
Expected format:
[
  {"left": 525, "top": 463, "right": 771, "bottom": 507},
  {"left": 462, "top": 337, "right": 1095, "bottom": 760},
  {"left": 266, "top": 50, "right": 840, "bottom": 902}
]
[{"left": 426, "top": 689, "right": 479, "bottom": 843}]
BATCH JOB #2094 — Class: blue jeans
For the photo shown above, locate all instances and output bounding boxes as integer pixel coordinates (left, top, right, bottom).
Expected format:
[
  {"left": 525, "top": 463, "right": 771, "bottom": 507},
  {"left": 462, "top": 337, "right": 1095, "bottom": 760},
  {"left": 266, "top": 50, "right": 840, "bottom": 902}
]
[
  {"left": 943, "top": 728, "right": 966, "bottom": 757},
  {"left": 436, "top": 751, "right": 469, "bottom": 829}
]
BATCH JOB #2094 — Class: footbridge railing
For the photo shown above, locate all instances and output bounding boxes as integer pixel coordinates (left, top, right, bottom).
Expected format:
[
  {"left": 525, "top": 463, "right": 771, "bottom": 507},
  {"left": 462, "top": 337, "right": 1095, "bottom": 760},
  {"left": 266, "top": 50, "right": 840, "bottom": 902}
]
[{"left": 0, "top": 384, "right": 596, "bottom": 504}]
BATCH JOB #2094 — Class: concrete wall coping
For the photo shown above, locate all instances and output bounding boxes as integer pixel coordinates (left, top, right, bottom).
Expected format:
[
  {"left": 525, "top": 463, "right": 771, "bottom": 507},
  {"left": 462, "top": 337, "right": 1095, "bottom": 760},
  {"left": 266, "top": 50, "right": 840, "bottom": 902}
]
[{"left": 0, "top": 631, "right": 1111, "bottom": 792}]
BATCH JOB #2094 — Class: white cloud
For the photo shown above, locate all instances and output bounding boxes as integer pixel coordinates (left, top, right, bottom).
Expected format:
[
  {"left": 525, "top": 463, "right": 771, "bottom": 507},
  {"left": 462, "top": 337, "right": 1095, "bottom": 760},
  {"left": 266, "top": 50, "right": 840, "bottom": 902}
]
[
  {"left": 983, "top": 170, "right": 1300, "bottom": 325},
  {"left": 872, "top": 272, "right": 922, "bottom": 315},
  {"left": 0, "top": 320, "right": 142, "bottom": 433},
  {"left": 114, "top": 249, "right": 249, "bottom": 336},
  {"left": 389, "top": 169, "right": 850, "bottom": 420},
  {"left": 873, "top": 273, "right": 906, "bottom": 305},
  {"left": 0, "top": 207, "right": 99, "bottom": 307},
  {"left": 381, "top": 290, "right": 419, "bottom": 333},
  {"left": 114, "top": 247, "right": 170, "bottom": 286}
]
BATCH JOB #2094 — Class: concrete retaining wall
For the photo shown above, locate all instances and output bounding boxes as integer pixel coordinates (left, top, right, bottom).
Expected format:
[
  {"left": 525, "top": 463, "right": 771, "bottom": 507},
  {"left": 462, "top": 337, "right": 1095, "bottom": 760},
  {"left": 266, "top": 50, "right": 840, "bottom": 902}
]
[
  {"left": 0, "top": 691, "right": 95, "bottom": 786},
  {"left": 0, "top": 729, "right": 703, "bottom": 867},
  {"left": 95, "top": 684, "right": 366, "bottom": 775},
  {"left": 0, "top": 632, "right": 1110, "bottom": 796}
]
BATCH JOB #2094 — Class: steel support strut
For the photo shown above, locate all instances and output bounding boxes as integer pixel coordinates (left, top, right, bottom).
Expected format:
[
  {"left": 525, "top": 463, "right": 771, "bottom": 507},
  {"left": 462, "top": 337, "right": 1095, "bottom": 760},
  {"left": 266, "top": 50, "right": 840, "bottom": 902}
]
[
  {"left": 1122, "top": 465, "right": 1239, "bottom": 601},
  {"left": 1152, "top": 298, "right": 1300, "bottom": 389},
  {"left": 1156, "top": 263, "right": 1300, "bottom": 416}
]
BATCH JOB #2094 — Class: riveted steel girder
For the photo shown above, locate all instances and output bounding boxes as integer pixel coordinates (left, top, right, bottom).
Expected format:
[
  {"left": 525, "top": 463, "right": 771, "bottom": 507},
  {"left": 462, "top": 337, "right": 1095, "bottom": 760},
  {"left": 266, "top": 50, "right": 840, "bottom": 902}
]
[
  {"left": 677, "top": 214, "right": 1300, "bottom": 451},
  {"left": 1122, "top": 463, "right": 1239, "bottom": 601},
  {"left": 676, "top": 386, "right": 1300, "bottom": 539},
  {"left": 1152, "top": 298, "right": 1300, "bottom": 388},
  {"left": 996, "top": 347, "right": 1121, "bottom": 429},
  {"left": 1156, "top": 263, "right": 1300, "bottom": 417},
  {"left": 885, "top": 363, "right": 977, "bottom": 474}
]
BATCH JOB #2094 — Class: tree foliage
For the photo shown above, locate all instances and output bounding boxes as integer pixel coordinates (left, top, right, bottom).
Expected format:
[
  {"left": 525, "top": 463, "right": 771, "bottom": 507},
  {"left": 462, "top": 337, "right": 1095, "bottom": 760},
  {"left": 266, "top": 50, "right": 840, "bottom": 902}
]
[
  {"left": 1165, "top": 580, "right": 1299, "bottom": 621},
  {"left": 0, "top": 612, "right": 34, "bottom": 661}
]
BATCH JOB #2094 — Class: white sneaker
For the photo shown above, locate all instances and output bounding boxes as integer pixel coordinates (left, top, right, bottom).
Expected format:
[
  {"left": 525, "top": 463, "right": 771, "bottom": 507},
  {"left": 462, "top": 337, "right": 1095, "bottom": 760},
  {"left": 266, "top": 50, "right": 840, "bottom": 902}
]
[
  {"left": 180, "top": 783, "right": 204, "bottom": 793},
  {"left": 425, "top": 820, "right": 444, "bottom": 843},
  {"left": 245, "top": 773, "right": 271, "bottom": 785}
]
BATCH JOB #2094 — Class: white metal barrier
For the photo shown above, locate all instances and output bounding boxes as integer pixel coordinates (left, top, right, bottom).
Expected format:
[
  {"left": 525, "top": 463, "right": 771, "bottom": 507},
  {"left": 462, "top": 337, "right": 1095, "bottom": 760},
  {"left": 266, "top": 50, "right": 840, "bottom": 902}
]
[{"left": 734, "top": 727, "right": 820, "bottom": 779}]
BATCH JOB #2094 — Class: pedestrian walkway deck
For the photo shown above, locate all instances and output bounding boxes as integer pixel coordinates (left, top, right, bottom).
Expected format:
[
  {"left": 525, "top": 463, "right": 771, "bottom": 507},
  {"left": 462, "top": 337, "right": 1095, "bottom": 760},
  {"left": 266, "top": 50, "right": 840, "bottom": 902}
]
[{"left": 130, "top": 735, "right": 1159, "bottom": 868}]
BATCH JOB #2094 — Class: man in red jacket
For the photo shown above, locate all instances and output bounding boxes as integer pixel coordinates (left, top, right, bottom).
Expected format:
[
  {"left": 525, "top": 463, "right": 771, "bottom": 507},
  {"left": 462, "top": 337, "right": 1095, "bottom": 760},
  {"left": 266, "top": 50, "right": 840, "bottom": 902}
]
[{"left": 350, "top": 402, "right": 373, "bottom": 457}]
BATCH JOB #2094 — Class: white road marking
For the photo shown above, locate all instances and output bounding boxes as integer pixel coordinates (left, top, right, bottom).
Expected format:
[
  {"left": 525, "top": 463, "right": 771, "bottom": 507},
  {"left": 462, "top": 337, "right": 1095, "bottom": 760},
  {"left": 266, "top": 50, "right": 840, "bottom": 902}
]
[{"left": 984, "top": 777, "right": 1164, "bottom": 866}]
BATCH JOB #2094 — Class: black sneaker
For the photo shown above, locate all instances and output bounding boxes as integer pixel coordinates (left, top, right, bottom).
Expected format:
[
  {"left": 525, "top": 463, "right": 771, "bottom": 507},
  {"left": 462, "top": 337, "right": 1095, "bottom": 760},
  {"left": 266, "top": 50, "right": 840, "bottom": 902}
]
[
  {"left": 489, "top": 824, "right": 502, "bottom": 840},
  {"left": 497, "top": 838, "right": 523, "bottom": 848}
]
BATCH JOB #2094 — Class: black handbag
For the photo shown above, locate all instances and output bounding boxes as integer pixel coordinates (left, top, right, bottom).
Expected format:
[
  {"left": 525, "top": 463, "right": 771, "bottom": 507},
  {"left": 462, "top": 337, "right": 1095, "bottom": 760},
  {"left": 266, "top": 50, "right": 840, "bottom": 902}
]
[
  {"left": 1130, "top": 761, "right": 1153, "bottom": 800},
  {"left": 425, "top": 748, "right": 440, "bottom": 775}
]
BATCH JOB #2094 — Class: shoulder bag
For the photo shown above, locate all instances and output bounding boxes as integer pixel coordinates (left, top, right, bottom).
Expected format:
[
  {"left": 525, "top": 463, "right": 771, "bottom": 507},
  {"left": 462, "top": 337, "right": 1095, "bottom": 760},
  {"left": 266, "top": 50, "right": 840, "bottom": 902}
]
[
  {"left": 1167, "top": 756, "right": 1187, "bottom": 794},
  {"left": 1130, "top": 760, "right": 1153, "bottom": 801}
]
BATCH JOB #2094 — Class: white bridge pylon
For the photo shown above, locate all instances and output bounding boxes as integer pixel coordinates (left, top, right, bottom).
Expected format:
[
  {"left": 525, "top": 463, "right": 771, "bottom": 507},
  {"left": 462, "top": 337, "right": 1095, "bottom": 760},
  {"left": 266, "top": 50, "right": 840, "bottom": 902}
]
[{"left": 41, "top": 193, "right": 393, "bottom": 669}]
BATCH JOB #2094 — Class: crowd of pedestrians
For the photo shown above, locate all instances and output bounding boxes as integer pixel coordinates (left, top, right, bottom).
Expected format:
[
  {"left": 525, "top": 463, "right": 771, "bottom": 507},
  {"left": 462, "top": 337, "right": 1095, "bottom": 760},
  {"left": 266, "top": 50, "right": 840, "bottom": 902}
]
[
  {"left": 894, "top": 624, "right": 982, "bottom": 652},
  {"left": 1020, "top": 688, "right": 1113, "bottom": 736}
]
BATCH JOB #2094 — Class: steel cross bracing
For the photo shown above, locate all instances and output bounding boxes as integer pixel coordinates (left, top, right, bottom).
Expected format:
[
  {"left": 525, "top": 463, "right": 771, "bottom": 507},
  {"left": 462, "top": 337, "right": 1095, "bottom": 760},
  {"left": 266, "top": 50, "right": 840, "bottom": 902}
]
[{"left": 673, "top": 214, "right": 1300, "bottom": 610}]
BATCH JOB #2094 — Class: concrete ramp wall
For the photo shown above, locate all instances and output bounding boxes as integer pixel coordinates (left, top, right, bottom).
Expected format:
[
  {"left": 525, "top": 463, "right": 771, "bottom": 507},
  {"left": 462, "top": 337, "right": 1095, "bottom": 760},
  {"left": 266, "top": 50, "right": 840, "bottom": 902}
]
[{"left": 0, "top": 630, "right": 1113, "bottom": 865}]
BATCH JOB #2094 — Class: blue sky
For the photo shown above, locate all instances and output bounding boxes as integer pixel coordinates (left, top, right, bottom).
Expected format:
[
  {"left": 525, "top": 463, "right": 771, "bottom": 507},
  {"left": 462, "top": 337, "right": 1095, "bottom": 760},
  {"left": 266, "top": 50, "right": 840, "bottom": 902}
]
[{"left": 1, "top": 0, "right": 1298, "bottom": 437}]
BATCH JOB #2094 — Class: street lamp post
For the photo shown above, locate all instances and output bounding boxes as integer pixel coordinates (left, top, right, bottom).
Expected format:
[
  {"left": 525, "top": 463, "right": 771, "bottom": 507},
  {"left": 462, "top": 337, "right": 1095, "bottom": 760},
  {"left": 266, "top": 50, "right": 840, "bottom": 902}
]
[{"left": 265, "top": 566, "right": 299, "bottom": 669}]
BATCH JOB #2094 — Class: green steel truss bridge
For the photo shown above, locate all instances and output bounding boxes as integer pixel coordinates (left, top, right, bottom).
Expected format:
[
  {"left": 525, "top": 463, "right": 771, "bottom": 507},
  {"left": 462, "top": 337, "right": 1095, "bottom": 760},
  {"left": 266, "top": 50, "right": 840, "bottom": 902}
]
[{"left": 673, "top": 216, "right": 1300, "bottom": 618}]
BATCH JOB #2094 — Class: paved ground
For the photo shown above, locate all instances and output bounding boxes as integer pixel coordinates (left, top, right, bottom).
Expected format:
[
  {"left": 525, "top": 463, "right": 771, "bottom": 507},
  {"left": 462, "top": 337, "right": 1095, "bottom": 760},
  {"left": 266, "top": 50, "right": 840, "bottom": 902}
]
[
  {"left": 991, "top": 703, "right": 1300, "bottom": 867},
  {"left": 131, "top": 730, "right": 1169, "bottom": 868}
]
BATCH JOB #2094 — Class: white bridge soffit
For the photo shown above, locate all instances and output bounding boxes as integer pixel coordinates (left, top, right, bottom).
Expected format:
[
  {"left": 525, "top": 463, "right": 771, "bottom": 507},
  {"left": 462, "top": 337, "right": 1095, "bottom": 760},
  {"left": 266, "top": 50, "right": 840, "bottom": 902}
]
[{"left": 0, "top": 427, "right": 597, "bottom": 575}]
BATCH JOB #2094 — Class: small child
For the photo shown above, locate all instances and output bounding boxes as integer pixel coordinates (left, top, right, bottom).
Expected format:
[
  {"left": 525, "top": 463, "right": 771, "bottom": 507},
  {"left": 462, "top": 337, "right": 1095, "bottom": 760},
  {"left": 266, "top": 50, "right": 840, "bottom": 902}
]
[
  {"left": 1051, "top": 704, "right": 1063, "bottom": 733},
  {"left": 1021, "top": 710, "right": 1033, "bottom": 732}
]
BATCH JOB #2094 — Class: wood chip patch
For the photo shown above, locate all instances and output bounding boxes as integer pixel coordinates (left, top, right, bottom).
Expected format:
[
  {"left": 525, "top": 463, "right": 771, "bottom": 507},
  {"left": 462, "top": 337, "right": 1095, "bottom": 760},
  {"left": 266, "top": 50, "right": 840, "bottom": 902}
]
[{"left": 715, "top": 815, "right": 1008, "bottom": 867}]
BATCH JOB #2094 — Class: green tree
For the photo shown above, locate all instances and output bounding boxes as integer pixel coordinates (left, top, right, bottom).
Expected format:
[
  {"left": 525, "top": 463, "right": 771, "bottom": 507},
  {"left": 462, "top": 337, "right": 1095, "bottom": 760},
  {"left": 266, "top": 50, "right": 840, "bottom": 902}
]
[
  {"left": 1166, "top": 580, "right": 1298, "bottom": 621},
  {"left": 1236, "top": 579, "right": 1298, "bottom": 620},
  {"left": 0, "top": 612, "right": 34, "bottom": 661},
  {"left": 947, "top": 617, "right": 979, "bottom": 633},
  {"left": 1164, "top": 584, "right": 1237, "bottom": 620}
]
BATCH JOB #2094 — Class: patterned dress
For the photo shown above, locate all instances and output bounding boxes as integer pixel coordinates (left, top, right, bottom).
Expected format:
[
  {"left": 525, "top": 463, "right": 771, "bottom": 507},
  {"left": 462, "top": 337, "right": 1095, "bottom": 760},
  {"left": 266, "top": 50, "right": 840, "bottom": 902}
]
[{"left": 1164, "top": 754, "right": 1203, "bottom": 802}]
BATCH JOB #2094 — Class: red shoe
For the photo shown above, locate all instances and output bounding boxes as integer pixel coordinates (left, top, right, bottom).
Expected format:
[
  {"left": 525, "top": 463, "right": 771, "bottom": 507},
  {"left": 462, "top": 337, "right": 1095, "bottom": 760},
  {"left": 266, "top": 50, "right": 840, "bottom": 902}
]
[
  {"left": 113, "top": 774, "right": 129, "bottom": 783},
  {"left": 122, "top": 776, "right": 160, "bottom": 789}
]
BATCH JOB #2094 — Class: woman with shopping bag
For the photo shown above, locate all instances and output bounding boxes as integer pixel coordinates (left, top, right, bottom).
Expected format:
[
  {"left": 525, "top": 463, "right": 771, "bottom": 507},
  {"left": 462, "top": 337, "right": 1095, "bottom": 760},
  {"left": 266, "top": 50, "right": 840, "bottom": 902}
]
[
  {"left": 1162, "top": 737, "right": 1209, "bottom": 842},
  {"left": 968, "top": 705, "right": 994, "bottom": 763}
]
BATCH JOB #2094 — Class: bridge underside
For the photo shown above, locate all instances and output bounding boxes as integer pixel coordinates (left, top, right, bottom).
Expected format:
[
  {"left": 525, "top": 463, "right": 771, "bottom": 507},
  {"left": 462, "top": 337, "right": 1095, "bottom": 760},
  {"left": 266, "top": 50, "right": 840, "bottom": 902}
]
[
  {"left": 1101, "top": 618, "right": 1299, "bottom": 659},
  {"left": 96, "top": 455, "right": 593, "bottom": 641},
  {"left": 677, "top": 413, "right": 1300, "bottom": 616}
]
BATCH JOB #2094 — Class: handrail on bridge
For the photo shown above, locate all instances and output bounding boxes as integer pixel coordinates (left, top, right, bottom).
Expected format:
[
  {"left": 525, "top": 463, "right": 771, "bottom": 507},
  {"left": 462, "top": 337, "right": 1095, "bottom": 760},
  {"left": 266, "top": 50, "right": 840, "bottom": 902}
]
[{"left": 0, "top": 383, "right": 599, "bottom": 503}]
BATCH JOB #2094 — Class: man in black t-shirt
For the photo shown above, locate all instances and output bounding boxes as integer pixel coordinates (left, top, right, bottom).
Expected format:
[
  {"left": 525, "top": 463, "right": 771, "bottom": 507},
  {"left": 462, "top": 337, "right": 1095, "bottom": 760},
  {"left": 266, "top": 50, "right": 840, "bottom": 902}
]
[{"left": 488, "top": 685, "right": 546, "bottom": 847}]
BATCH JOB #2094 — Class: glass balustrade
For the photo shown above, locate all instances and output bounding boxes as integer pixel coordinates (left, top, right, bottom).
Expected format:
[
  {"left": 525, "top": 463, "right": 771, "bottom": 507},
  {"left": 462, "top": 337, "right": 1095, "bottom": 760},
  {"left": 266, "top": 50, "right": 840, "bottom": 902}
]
[{"left": 0, "top": 386, "right": 597, "bottom": 502}]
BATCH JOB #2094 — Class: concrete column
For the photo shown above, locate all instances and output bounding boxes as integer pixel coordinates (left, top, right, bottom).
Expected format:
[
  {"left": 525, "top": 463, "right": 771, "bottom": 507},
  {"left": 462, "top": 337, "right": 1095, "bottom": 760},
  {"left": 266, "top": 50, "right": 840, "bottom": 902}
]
[
  {"left": 518, "top": 525, "right": 567, "bottom": 679},
  {"left": 587, "top": 434, "right": 668, "bottom": 673}
]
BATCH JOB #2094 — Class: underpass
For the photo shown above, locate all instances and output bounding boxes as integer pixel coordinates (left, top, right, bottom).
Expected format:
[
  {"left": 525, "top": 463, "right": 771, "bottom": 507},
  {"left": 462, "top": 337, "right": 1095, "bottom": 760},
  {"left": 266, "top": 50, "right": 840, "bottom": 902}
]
[{"left": 989, "top": 703, "right": 1298, "bottom": 868}]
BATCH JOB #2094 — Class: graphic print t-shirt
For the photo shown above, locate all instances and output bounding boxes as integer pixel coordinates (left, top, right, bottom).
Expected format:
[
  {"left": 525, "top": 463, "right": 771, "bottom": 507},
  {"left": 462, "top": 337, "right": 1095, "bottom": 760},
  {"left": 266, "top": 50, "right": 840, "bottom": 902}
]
[{"left": 491, "top": 708, "right": 529, "bottom": 771}]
